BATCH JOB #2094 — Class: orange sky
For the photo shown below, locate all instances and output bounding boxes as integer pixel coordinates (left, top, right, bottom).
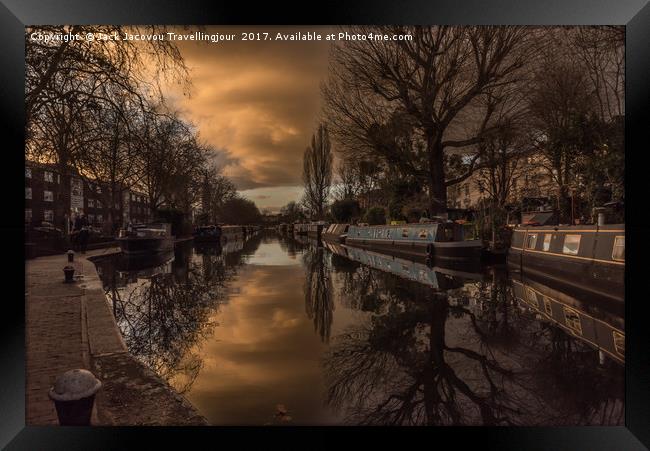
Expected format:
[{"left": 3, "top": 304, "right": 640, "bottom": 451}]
[{"left": 164, "top": 26, "right": 334, "bottom": 212}]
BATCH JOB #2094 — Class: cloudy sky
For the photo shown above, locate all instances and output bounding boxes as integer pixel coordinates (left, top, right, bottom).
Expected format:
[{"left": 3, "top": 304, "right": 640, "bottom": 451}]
[{"left": 164, "top": 26, "right": 334, "bottom": 213}]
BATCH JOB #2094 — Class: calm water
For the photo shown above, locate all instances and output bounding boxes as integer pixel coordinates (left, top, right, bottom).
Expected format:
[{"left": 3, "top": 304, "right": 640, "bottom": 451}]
[{"left": 94, "top": 231, "right": 624, "bottom": 426}]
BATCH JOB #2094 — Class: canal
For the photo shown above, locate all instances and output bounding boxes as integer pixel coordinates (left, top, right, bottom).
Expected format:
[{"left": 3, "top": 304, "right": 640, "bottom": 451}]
[{"left": 93, "top": 231, "right": 624, "bottom": 426}]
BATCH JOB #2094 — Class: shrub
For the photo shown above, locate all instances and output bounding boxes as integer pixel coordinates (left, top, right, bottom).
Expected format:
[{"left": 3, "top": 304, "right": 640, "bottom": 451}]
[
  {"left": 364, "top": 207, "right": 386, "bottom": 225},
  {"left": 330, "top": 198, "right": 361, "bottom": 223}
]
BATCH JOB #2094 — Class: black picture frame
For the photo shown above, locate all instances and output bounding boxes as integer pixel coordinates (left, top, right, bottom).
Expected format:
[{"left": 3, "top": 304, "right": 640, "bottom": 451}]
[{"left": 2, "top": 0, "right": 649, "bottom": 448}]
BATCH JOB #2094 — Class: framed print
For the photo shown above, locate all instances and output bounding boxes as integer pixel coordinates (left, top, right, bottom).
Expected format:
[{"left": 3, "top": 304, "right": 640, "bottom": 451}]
[{"left": 2, "top": 0, "right": 649, "bottom": 449}]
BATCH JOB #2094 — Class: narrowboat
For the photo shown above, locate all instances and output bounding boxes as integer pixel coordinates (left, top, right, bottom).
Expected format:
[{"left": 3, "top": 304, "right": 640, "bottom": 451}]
[
  {"left": 117, "top": 223, "right": 173, "bottom": 255},
  {"left": 345, "top": 221, "right": 482, "bottom": 260},
  {"left": 294, "top": 223, "right": 309, "bottom": 236},
  {"left": 220, "top": 225, "right": 244, "bottom": 243},
  {"left": 511, "top": 275, "right": 624, "bottom": 364},
  {"left": 243, "top": 225, "right": 261, "bottom": 239},
  {"left": 508, "top": 224, "right": 624, "bottom": 302},
  {"left": 307, "top": 221, "right": 328, "bottom": 240},
  {"left": 193, "top": 225, "right": 221, "bottom": 243},
  {"left": 322, "top": 224, "right": 349, "bottom": 243}
]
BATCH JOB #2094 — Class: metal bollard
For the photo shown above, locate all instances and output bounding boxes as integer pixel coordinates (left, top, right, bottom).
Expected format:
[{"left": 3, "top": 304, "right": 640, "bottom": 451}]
[
  {"left": 49, "top": 369, "right": 102, "bottom": 426},
  {"left": 67, "top": 250, "right": 75, "bottom": 263},
  {"left": 63, "top": 266, "right": 76, "bottom": 283}
]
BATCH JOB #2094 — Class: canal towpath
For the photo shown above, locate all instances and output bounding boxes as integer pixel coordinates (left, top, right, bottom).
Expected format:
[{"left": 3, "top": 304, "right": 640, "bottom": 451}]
[{"left": 25, "top": 248, "right": 208, "bottom": 426}]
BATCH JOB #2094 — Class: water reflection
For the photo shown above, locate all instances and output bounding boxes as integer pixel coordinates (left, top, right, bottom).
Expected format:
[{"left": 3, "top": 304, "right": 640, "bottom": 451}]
[
  {"left": 303, "top": 246, "right": 334, "bottom": 343},
  {"left": 94, "top": 234, "right": 263, "bottom": 394},
  {"left": 93, "top": 231, "right": 623, "bottom": 425}
]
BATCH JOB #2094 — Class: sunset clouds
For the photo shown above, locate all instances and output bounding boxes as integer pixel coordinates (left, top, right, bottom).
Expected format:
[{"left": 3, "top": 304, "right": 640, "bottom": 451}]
[{"left": 165, "top": 26, "right": 333, "bottom": 210}]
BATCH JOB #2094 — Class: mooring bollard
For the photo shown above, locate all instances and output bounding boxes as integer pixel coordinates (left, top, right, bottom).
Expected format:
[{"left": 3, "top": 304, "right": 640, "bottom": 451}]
[
  {"left": 63, "top": 265, "right": 76, "bottom": 283},
  {"left": 67, "top": 250, "right": 74, "bottom": 263},
  {"left": 48, "top": 369, "right": 102, "bottom": 426}
]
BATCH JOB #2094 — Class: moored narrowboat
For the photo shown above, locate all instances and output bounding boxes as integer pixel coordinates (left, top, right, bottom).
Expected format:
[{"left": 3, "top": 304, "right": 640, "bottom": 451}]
[
  {"left": 508, "top": 224, "right": 624, "bottom": 302},
  {"left": 323, "top": 224, "right": 349, "bottom": 243},
  {"left": 117, "top": 223, "right": 173, "bottom": 255},
  {"left": 345, "top": 221, "right": 482, "bottom": 260},
  {"left": 294, "top": 223, "right": 308, "bottom": 236},
  {"left": 307, "top": 221, "right": 328, "bottom": 240},
  {"left": 193, "top": 225, "right": 222, "bottom": 243},
  {"left": 220, "top": 225, "right": 244, "bottom": 243}
]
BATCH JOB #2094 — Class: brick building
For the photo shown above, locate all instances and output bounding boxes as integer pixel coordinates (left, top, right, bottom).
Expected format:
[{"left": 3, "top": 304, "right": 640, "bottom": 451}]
[
  {"left": 25, "top": 161, "right": 151, "bottom": 231},
  {"left": 447, "top": 156, "right": 555, "bottom": 210}
]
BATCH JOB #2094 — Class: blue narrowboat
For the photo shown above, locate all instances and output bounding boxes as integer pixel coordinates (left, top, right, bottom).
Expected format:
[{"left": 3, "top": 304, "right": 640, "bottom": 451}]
[
  {"left": 345, "top": 221, "right": 482, "bottom": 260},
  {"left": 508, "top": 224, "right": 624, "bottom": 303}
]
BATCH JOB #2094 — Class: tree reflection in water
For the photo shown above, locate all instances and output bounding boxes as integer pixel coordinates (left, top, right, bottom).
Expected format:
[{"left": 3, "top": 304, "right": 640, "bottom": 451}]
[
  {"left": 97, "top": 237, "right": 262, "bottom": 394},
  {"left": 303, "top": 245, "right": 335, "bottom": 343},
  {"left": 323, "top": 256, "right": 624, "bottom": 426}
]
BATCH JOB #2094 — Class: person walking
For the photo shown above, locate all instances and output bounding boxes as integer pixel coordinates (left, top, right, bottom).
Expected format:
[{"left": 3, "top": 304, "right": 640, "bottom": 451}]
[{"left": 75, "top": 214, "right": 90, "bottom": 254}]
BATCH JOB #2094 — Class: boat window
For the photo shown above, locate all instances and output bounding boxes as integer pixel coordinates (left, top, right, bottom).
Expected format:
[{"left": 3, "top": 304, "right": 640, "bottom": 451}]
[
  {"left": 542, "top": 234, "right": 552, "bottom": 251},
  {"left": 562, "top": 235, "right": 581, "bottom": 255},
  {"left": 418, "top": 229, "right": 428, "bottom": 239},
  {"left": 525, "top": 233, "right": 538, "bottom": 249},
  {"left": 612, "top": 236, "right": 624, "bottom": 261},
  {"left": 613, "top": 330, "right": 625, "bottom": 357},
  {"left": 563, "top": 306, "right": 582, "bottom": 335},
  {"left": 543, "top": 297, "right": 553, "bottom": 316},
  {"left": 402, "top": 228, "right": 409, "bottom": 238}
]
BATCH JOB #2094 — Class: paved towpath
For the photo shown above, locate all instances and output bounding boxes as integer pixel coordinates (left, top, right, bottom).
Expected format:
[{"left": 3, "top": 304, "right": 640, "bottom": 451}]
[{"left": 26, "top": 248, "right": 208, "bottom": 425}]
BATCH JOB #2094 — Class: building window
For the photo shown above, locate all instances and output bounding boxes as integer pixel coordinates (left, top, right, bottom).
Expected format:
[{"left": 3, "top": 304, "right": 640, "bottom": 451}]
[
  {"left": 542, "top": 234, "right": 552, "bottom": 251},
  {"left": 87, "top": 214, "right": 94, "bottom": 223},
  {"left": 44, "top": 210, "right": 54, "bottom": 222},
  {"left": 562, "top": 235, "right": 581, "bottom": 255},
  {"left": 88, "top": 199, "right": 95, "bottom": 208},
  {"left": 43, "top": 190, "right": 54, "bottom": 202},
  {"left": 130, "top": 193, "right": 135, "bottom": 201},
  {"left": 96, "top": 214, "right": 103, "bottom": 223},
  {"left": 25, "top": 187, "right": 32, "bottom": 199},
  {"left": 25, "top": 209, "right": 32, "bottom": 222},
  {"left": 563, "top": 306, "right": 582, "bottom": 335},
  {"left": 44, "top": 171, "right": 54, "bottom": 183},
  {"left": 525, "top": 233, "right": 538, "bottom": 250},
  {"left": 612, "top": 236, "right": 624, "bottom": 262},
  {"left": 115, "top": 203, "right": 120, "bottom": 210},
  {"left": 25, "top": 167, "right": 32, "bottom": 178},
  {"left": 96, "top": 200, "right": 102, "bottom": 209},
  {"left": 96, "top": 186, "right": 102, "bottom": 194}
]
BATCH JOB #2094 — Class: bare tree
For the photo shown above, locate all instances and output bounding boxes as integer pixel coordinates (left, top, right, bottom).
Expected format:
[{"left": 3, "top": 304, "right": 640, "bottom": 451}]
[
  {"left": 302, "top": 124, "right": 333, "bottom": 219},
  {"left": 25, "top": 25, "right": 189, "bottom": 129},
  {"left": 323, "top": 26, "right": 535, "bottom": 215}
]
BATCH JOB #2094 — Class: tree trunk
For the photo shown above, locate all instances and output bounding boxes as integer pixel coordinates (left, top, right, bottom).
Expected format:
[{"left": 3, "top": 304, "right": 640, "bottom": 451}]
[{"left": 427, "top": 137, "right": 447, "bottom": 216}]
